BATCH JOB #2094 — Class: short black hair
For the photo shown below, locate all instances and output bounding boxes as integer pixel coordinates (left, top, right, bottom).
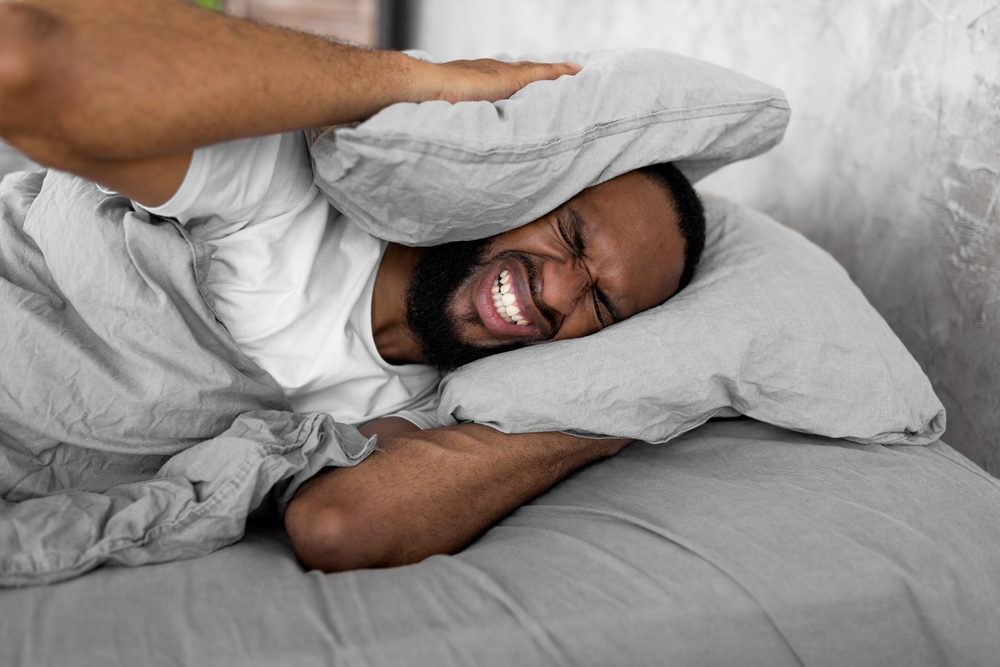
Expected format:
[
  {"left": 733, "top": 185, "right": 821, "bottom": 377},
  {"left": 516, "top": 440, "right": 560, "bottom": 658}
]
[{"left": 637, "top": 162, "right": 706, "bottom": 291}]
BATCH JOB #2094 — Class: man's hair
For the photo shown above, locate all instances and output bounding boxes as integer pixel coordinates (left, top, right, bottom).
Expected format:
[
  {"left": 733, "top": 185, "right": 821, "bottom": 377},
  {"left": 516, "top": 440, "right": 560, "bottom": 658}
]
[{"left": 637, "top": 162, "right": 706, "bottom": 291}]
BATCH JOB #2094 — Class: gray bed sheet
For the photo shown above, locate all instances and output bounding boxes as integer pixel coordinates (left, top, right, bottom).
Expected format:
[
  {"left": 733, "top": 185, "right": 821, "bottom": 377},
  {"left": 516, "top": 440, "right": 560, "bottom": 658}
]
[{"left": 2, "top": 418, "right": 998, "bottom": 667}]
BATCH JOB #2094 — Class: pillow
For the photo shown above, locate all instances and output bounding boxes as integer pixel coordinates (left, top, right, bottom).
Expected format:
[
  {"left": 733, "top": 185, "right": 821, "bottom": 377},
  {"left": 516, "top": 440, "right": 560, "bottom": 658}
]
[
  {"left": 436, "top": 194, "right": 946, "bottom": 446},
  {"left": 309, "top": 48, "right": 790, "bottom": 245}
]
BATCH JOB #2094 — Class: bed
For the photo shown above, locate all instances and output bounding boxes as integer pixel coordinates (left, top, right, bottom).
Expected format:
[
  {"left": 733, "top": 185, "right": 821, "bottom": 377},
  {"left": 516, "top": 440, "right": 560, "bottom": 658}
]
[
  {"left": 2, "top": 418, "right": 998, "bottom": 666},
  {"left": 3, "top": 5, "right": 1000, "bottom": 665},
  {"left": 1, "top": 174, "right": 999, "bottom": 664}
]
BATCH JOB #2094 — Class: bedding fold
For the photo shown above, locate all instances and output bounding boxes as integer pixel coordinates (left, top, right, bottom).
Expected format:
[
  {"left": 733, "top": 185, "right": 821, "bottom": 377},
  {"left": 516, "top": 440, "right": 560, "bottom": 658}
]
[
  {"left": 0, "top": 411, "right": 373, "bottom": 587},
  {"left": 0, "top": 170, "right": 289, "bottom": 462},
  {"left": 0, "top": 170, "right": 374, "bottom": 586}
]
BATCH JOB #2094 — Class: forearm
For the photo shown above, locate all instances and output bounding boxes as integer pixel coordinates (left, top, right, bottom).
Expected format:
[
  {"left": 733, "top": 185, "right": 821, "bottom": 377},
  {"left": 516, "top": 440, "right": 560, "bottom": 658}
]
[
  {"left": 0, "top": 0, "right": 577, "bottom": 173},
  {"left": 285, "top": 424, "right": 630, "bottom": 572},
  {"left": 0, "top": 0, "right": 432, "bottom": 167}
]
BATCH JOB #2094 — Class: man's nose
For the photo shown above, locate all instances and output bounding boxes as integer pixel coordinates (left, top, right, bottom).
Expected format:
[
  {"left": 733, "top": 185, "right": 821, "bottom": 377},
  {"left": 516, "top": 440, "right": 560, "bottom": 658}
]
[{"left": 539, "top": 258, "right": 589, "bottom": 315}]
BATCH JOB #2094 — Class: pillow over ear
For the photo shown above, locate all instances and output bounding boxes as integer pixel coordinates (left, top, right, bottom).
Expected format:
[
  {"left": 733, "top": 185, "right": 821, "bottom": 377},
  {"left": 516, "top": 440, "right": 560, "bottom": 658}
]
[
  {"left": 436, "top": 194, "right": 946, "bottom": 446},
  {"left": 310, "top": 49, "right": 790, "bottom": 245}
]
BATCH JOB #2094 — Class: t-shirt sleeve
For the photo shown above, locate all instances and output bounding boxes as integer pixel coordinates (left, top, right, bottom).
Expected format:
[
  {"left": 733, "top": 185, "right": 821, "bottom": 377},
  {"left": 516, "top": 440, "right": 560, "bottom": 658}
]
[
  {"left": 144, "top": 132, "right": 315, "bottom": 241},
  {"left": 386, "top": 408, "right": 442, "bottom": 431}
]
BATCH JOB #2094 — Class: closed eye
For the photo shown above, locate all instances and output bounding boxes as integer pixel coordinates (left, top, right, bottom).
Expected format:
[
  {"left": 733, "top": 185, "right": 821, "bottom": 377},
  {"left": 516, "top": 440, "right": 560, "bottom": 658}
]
[
  {"left": 558, "top": 217, "right": 583, "bottom": 258},
  {"left": 592, "top": 288, "right": 617, "bottom": 328},
  {"left": 560, "top": 212, "right": 616, "bottom": 328}
]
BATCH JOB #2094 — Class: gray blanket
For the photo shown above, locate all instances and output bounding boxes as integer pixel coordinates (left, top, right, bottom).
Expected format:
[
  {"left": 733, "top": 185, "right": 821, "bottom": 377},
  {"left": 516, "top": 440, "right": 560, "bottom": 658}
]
[
  {"left": 2, "top": 419, "right": 998, "bottom": 667},
  {"left": 0, "top": 170, "right": 374, "bottom": 586}
]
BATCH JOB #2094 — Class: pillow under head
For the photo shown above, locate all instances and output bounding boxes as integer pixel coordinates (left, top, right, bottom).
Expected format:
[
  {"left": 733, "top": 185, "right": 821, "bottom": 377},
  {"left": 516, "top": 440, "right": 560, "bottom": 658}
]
[
  {"left": 436, "top": 194, "right": 946, "bottom": 446},
  {"left": 310, "top": 49, "right": 790, "bottom": 246}
]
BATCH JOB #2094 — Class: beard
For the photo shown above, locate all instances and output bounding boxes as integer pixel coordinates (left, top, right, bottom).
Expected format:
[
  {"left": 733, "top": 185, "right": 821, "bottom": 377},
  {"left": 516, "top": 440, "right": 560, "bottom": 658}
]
[{"left": 404, "top": 238, "right": 532, "bottom": 373}]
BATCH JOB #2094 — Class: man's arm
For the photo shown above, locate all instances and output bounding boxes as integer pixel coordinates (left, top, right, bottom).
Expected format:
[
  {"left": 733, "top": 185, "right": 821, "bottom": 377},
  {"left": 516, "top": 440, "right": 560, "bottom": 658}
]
[
  {"left": 285, "top": 424, "right": 630, "bottom": 572},
  {"left": 357, "top": 416, "right": 422, "bottom": 439},
  {"left": 0, "top": 0, "right": 577, "bottom": 205}
]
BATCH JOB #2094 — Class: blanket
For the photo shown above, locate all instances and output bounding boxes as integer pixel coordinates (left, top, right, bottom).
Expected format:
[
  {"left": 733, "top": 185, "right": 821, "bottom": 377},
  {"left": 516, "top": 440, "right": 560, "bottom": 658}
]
[{"left": 0, "top": 170, "right": 375, "bottom": 586}]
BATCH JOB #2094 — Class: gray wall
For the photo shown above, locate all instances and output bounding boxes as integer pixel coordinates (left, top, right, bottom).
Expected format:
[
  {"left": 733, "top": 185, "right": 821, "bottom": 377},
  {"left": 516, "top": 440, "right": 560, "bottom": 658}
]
[
  {"left": 414, "top": 0, "right": 1000, "bottom": 474},
  {"left": 0, "top": 142, "right": 38, "bottom": 177}
]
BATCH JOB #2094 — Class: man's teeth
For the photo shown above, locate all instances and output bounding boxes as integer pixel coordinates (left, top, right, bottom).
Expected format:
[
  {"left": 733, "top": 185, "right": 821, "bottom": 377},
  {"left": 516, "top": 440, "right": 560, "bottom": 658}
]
[{"left": 491, "top": 269, "right": 531, "bottom": 326}]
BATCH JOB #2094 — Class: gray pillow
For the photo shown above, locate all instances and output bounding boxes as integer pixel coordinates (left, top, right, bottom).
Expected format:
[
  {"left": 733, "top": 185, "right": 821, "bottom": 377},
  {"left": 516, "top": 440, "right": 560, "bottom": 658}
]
[
  {"left": 310, "top": 48, "right": 790, "bottom": 245},
  {"left": 437, "top": 195, "right": 946, "bottom": 445}
]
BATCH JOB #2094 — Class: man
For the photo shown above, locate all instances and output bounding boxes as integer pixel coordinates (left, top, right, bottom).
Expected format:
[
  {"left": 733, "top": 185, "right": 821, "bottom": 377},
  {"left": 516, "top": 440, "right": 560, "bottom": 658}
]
[{"left": 0, "top": 0, "right": 705, "bottom": 573}]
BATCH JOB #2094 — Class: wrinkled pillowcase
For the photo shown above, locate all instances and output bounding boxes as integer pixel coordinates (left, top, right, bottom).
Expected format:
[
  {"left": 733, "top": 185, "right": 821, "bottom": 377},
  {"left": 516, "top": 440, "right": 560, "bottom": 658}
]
[
  {"left": 436, "top": 195, "right": 946, "bottom": 446},
  {"left": 309, "top": 48, "right": 790, "bottom": 245}
]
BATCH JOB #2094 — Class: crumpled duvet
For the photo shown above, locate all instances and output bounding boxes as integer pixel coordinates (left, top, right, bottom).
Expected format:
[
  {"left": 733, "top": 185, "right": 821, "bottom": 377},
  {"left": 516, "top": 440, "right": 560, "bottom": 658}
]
[{"left": 0, "top": 170, "right": 374, "bottom": 587}]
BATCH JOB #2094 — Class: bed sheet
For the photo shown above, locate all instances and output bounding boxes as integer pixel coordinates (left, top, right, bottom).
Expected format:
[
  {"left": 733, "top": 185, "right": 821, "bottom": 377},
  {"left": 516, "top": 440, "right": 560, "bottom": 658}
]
[{"left": 2, "top": 418, "right": 998, "bottom": 667}]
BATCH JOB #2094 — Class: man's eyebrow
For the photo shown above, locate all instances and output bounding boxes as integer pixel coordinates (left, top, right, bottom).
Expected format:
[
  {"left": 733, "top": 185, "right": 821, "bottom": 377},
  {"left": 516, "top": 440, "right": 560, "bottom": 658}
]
[{"left": 569, "top": 209, "right": 622, "bottom": 325}]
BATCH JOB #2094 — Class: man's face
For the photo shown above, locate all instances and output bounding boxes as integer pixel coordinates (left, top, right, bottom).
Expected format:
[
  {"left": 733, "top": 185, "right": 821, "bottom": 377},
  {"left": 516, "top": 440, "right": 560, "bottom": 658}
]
[{"left": 406, "top": 171, "right": 686, "bottom": 371}]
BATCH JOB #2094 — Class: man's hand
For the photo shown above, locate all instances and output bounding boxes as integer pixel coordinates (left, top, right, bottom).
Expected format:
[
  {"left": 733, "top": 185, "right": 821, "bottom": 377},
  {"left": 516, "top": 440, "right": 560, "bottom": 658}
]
[
  {"left": 0, "top": 0, "right": 578, "bottom": 205},
  {"left": 285, "top": 424, "right": 630, "bottom": 573},
  {"left": 430, "top": 59, "right": 581, "bottom": 104}
]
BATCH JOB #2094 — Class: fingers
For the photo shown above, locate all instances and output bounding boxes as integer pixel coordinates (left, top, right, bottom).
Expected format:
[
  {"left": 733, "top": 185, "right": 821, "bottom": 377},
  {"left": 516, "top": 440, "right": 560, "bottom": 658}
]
[
  {"left": 510, "top": 60, "right": 582, "bottom": 88},
  {"left": 530, "top": 60, "right": 584, "bottom": 77},
  {"left": 508, "top": 60, "right": 582, "bottom": 72},
  {"left": 501, "top": 59, "right": 583, "bottom": 83},
  {"left": 434, "top": 58, "right": 582, "bottom": 104}
]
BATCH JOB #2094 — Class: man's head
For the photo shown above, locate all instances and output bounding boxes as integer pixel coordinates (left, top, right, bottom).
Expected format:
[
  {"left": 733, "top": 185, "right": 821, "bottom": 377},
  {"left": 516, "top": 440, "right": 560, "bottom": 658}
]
[{"left": 406, "top": 162, "right": 706, "bottom": 372}]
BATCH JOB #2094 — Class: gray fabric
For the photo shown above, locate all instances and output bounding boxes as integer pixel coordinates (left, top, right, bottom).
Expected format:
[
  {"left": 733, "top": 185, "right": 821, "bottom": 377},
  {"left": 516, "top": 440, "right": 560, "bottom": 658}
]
[
  {"left": 310, "top": 49, "right": 790, "bottom": 245},
  {"left": 0, "top": 170, "right": 375, "bottom": 586},
  {"left": 1, "top": 419, "right": 998, "bottom": 667},
  {"left": 439, "top": 194, "right": 946, "bottom": 446},
  {"left": 0, "top": 411, "right": 372, "bottom": 587},
  {"left": 0, "top": 169, "right": 288, "bottom": 463}
]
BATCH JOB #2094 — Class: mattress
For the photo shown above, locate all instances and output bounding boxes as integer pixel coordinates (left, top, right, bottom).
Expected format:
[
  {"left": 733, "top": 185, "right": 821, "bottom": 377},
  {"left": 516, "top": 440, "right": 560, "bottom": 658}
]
[{"left": 2, "top": 418, "right": 998, "bottom": 667}]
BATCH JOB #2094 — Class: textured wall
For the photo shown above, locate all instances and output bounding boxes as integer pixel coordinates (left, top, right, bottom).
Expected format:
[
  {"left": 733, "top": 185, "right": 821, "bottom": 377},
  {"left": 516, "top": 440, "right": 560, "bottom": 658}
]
[
  {"left": 415, "top": 0, "right": 1000, "bottom": 475},
  {"left": 0, "top": 142, "right": 38, "bottom": 177}
]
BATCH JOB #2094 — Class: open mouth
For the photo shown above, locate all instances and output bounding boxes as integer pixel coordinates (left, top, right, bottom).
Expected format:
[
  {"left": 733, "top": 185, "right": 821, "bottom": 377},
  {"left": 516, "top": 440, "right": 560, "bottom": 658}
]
[{"left": 491, "top": 269, "right": 532, "bottom": 326}]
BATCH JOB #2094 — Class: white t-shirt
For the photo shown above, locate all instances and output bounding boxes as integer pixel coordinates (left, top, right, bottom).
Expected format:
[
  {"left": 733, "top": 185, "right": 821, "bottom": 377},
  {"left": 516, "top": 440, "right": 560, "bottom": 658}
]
[{"left": 145, "top": 132, "right": 441, "bottom": 429}]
